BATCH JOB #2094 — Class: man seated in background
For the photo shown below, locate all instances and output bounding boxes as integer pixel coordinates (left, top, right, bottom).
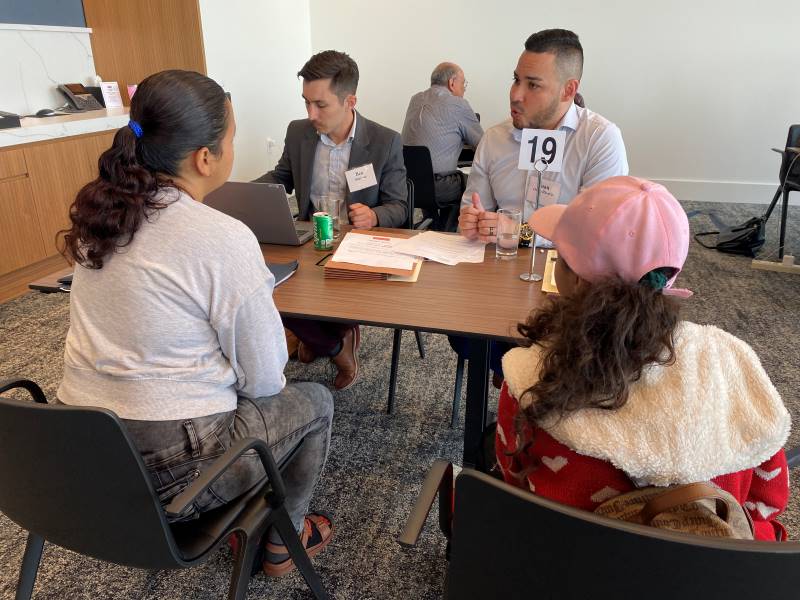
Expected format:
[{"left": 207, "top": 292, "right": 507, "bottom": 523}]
[
  {"left": 455, "top": 28, "right": 629, "bottom": 387},
  {"left": 402, "top": 62, "right": 483, "bottom": 231},
  {"left": 255, "top": 50, "right": 408, "bottom": 391}
]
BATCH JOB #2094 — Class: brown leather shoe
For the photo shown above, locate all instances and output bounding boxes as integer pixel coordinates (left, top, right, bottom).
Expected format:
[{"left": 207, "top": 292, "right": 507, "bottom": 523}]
[
  {"left": 285, "top": 329, "right": 299, "bottom": 359},
  {"left": 297, "top": 341, "right": 316, "bottom": 364},
  {"left": 332, "top": 326, "right": 360, "bottom": 390}
]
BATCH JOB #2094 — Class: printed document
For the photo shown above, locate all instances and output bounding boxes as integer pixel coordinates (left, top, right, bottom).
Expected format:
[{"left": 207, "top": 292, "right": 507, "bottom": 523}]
[
  {"left": 393, "top": 231, "right": 485, "bottom": 265},
  {"left": 332, "top": 232, "right": 417, "bottom": 270}
]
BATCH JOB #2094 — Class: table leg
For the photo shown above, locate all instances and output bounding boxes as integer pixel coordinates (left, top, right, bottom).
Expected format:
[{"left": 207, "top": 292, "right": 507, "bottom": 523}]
[{"left": 462, "top": 338, "right": 489, "bottom": 467}]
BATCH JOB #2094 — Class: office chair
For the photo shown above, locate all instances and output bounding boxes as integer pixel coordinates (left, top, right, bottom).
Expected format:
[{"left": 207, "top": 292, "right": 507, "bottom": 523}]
[
  {"left": 388, "top": 158, "right": 470, "bottom": 427},
  {"left": 403, "top": 145, "right": 462, "bottom": 233},
  {"left": 387, "top": 179, "right": 427, "bottom": 414},
  {"left": 764, "top": 124, "right": 800, "bottom": 259},
  {"left": 400, "top": 451, "right": 800, "bottom": 600},
  {"left": 0, "top": 378, "right": 329, "bottom": 600}
]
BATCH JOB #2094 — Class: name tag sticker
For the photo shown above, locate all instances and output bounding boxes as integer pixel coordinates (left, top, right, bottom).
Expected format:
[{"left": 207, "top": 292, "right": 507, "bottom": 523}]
[
  {"left": 345, "top": 163, "right": 378, "bottom": 192},
  {"left": 526, "top": 179, "right": 562, "bottom": 207},
  {"left": 517, "top": 129, "right": 566, "bottom": 173}
]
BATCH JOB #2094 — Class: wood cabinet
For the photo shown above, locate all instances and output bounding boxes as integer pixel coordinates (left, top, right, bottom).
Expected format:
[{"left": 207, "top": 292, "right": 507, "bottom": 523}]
[
  {"left": 0, "top": 130, "right": 115, "bottom": 279},
  {"left": 0, "top": 177, "right": 47, "bottom": 274}
]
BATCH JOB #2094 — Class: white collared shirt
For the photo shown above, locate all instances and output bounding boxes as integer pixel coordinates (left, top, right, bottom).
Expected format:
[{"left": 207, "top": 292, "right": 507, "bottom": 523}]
[
  {"left": 462, "top": 104, "right": 628, "bottom": 220},
  {"left": 310, "top": 111, "right": 358, "bottom": 211}
]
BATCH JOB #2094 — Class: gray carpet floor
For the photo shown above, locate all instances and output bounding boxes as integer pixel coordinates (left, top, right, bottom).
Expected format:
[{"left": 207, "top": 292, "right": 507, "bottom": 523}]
[{"left": 1, "top": 201, "right": 799, "bottom": 599}]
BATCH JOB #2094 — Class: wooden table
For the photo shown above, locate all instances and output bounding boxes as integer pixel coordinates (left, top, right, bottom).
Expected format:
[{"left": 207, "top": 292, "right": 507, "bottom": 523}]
[
  {"left": 263, "top": 227, "right": 550, "bottom": 466},
  {"left": 28, "top": 228, "right": 551, "bottom": 466}
]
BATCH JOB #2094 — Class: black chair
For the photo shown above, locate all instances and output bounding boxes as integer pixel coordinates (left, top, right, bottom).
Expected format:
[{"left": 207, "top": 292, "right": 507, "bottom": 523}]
[
  {"left": 400, "top": 452, "right": 800, "bottom": 599},
  {"left": 387, "top": 163, "right": 466, "bottom": 427},
  {"left": 764, "top": 124, "right": 800, "bottom": 259},
  {"left": 403, "top": 145, "right": 462, "bottom": 233},
  {"left": 386, "top": 179, "right": 427, "bottom": 414},
  {"left": 0, "top": 378, "right": 329, "bottom": 600}
]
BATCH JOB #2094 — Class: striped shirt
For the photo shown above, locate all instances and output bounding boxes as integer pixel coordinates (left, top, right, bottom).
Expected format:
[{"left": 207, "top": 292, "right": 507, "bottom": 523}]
[
  {"left": 402, "top": 86, "right": 483, "bottom": 174},
  {"left": 309, "top": 111, "right": 357, "bottom": 212}
]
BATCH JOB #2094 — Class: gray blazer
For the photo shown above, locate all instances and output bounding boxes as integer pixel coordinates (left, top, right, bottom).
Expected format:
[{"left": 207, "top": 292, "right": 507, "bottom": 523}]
[{"left": 254, "top": 111, "right": 408, "bottom": 228}]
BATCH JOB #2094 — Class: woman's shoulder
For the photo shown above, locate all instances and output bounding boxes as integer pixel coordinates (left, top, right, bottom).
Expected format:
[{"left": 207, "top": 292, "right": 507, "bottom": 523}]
[
  {"left": 501, "top": 344, "right": 544, "bottom": 404},
  {"left": 161, "top": 189, "right": 261, "bottom": 252}
]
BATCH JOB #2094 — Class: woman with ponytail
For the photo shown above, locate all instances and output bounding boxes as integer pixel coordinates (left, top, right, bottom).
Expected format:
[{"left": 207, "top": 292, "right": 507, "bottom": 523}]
[
  {"left": 57, "top": 70, "right": 334, "bottom": 575},
  {"left": 495, "top": 176, "right": 792, "bottom": 540}
]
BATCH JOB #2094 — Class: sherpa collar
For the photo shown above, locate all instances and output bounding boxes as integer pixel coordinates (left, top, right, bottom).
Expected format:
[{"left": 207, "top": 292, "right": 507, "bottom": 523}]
[{"left": 501, "top": 322, "right": 790, "bottom": 486}]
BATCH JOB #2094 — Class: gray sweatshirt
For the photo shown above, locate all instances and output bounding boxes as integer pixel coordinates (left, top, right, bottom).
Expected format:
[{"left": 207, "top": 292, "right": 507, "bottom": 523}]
[{"left": 58, "top": 188, "right": 288, "bottom": 421}]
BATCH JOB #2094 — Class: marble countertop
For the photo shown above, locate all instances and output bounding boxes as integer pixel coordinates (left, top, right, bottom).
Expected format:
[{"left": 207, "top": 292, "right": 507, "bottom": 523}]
[{"left": 0, "top": 107, "right": 129, "bottom": 149}]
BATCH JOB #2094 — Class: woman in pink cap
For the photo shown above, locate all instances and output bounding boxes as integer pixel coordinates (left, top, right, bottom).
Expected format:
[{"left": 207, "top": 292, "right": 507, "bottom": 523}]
[{"left": 495, "top": 175, "right": 791, "bottom": 540}]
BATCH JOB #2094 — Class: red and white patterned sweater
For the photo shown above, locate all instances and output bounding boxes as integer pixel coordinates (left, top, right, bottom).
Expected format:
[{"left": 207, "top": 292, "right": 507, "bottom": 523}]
[{"left": 496, "top": 322, "right": 792, "bottom": 541}]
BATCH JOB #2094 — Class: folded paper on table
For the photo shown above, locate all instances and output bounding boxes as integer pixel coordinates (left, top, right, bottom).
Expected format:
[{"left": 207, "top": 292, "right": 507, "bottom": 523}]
[{"left": 392, "top": 231, "right": 485, "bottom": 265}]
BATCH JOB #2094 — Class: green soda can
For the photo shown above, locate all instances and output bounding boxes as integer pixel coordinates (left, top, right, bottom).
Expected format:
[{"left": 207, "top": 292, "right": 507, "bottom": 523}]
[{"left": 313, "top": 211, "right": 333, "bottom": 250}]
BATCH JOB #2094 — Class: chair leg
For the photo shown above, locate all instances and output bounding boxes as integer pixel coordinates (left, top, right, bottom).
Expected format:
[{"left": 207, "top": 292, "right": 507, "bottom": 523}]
[
  {"left": 15, "top": 532, "right": 44, "bottom": 600},
  {"left": 272, "top": 509, "right": 329, "bottom": 600},
  {"left": 228, "top": 531, "right": 259, "bottom": 600},
  {"left": 451, "top": 356, "right": 465, "bottom": 429},
  {"left": 387, "top": 329, "right": 402, "bottom": 414},
  {"left": 414, "top": 331, "right": 426, "bottom": 359},
  {"left": 779, "top": 189, "right": 790, "bottom": 259}
]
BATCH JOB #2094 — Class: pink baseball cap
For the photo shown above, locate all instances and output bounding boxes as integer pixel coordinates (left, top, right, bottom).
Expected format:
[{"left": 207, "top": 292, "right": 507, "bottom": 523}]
[{"left": 529, "top": 176, "right": 692, "bottom": 297}]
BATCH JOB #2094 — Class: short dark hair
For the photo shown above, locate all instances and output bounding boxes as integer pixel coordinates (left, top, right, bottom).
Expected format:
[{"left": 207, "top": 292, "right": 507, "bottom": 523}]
[
  {"left": 524, "top": 29, "right": 583, "bottom": 81},
  {"left": 298, "top": 50, "right": 359, "bottom": 100}
]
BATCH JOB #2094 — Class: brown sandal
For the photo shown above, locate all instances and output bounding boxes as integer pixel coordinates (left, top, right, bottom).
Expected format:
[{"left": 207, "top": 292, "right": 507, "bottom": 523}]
[{"left": 263, "top": 512, "right": 334, "bottom": 577}]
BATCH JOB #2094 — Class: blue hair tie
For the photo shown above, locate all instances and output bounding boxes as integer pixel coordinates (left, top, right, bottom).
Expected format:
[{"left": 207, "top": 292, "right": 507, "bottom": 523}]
[{"left": 128, "top": 120, "right": 143, "bottom": 139}]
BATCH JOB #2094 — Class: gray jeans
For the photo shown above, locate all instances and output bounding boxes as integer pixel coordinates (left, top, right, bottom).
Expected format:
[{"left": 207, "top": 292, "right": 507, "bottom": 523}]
[{"left": 121, "top": 382, "right": 333, "bottom": 531}]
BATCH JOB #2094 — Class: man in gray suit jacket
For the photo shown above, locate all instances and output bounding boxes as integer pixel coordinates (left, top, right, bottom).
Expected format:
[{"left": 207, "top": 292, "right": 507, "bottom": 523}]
[{"left": 256, "top": 50, "right": 408, "bottom": 390}]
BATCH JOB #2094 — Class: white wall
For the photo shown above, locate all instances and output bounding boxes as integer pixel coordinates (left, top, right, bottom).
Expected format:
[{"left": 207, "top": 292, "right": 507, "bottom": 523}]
[
  {"left": 0, "top": 24, "right": 97, "bottom": 116},
  {"left": 309, "top": 0, "right": 800, "bottom": 204},
  {"left": 198, "top": 0, "right": 311, "bottom": 181}
]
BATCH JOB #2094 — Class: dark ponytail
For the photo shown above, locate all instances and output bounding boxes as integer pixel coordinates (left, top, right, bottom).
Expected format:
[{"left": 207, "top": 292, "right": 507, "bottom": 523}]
[
  {"left": 60, "top": 70, "right": 229, "bottom": 269},
  {"left": 515, "top": 271, "right": 681, "bottom": 428}
]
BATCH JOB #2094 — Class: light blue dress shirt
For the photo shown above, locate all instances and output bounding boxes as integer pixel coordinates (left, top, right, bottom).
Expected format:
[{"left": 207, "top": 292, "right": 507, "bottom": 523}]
[
  {"left": 309, "top": 111, "right": 358, "bottom": 214},
  {"left": 462, "top": 104, "right": 628, "bottom": 220},
  {"left": 402, "top": 85, "right": 483, "bottom": 174}
]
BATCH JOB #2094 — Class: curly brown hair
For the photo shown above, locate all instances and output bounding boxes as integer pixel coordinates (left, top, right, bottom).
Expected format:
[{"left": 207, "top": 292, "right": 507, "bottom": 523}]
[
  {"left": 59, "top": 70, "right": 228, "bottom": 269},
  {"left": 515, "top": 272, "right": 681, "bottom": 434}
]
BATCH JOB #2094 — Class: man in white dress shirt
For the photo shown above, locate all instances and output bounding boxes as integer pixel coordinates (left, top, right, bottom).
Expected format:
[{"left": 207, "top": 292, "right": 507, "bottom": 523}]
[
  {"left": 453, "top": 29, "right": 629, "bottom": 387},
  {"left": 459, "top": 29, "right": 628, "bottom": 242}
]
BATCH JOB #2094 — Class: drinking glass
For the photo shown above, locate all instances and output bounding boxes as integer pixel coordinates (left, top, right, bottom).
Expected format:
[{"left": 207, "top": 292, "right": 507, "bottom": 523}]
[
  {"left": 319, "top": 196, "right": 343, "bottom": 240},
  {"left": 495, "top": 208, "right": 522, "bottom": 259}
]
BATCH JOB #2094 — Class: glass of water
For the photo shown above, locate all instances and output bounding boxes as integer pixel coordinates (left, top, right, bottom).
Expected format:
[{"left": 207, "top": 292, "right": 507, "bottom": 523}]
[
  {"left": 495, "top": 208, "right": 522, "bottom": 259},
  {"left": 319, "top": 196, "right": 343, "bottom": 240}
]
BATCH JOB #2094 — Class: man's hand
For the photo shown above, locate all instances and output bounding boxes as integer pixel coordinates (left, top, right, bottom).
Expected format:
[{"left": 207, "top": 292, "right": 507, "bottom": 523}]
[
  {"left": 348, "top": 203, "right": 378, "bottom": 229},
  {"left": 458, "top": 193, "right": 498, "bottom": 242}
]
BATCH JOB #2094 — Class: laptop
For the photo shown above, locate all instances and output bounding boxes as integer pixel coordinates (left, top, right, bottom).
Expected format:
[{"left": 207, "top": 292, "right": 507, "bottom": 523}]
[{"left": 204, "top": 181, "right": 313, "bottom": 245}]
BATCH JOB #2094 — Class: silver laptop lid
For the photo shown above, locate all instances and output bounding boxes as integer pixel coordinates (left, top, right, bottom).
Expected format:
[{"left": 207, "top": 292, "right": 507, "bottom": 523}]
[{"left": 204, "top": 181, "right": 312, "bottom": 246}]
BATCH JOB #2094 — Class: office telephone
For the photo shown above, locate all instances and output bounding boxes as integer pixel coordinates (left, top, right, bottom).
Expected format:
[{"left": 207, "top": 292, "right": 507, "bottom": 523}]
[{"left": 58, "top": 83, "right": 104, "bottom": 112}]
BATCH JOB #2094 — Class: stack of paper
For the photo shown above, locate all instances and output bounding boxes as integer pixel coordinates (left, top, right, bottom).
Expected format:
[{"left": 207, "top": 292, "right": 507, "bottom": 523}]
[
  {"left": 392, "top": 231, "right": 485, "bottom": 266},
  {"left": 324, "top": 231, "right": 422, "bottom": 280}
]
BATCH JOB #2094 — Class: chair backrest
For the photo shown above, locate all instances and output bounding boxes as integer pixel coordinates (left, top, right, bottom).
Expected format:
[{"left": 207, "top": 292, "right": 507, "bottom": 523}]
[
  {"left": 0, "top": 396, "right": 185, "bottom": 569},
  {"left": 406, "top": 177, "right": 415, "bottom": 229},
  {"left": 447, "top": 469, "right": 800, "bottom": 600},
  {"left": 403, "top": 145, "right": 437, "bottom": 213},
  {"left": 779, "top": 124, "right": 800, "bottom": 184}
]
